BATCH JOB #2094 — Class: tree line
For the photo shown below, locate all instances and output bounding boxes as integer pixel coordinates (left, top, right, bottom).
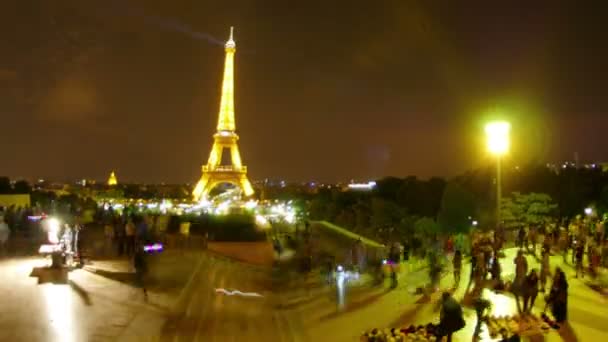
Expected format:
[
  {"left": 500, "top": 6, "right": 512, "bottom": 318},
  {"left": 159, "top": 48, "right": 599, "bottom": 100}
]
[{"left": 301, "top": 164, "right": 608, "bottom": 243}]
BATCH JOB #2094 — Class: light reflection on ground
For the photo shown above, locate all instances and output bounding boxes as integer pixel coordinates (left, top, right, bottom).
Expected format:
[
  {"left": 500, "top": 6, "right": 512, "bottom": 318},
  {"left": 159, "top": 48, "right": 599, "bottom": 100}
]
[
  {"left": 483, "top": 288, "right": 518, "bottom": 317},
  {"left": 43, "top": 284, "right": 74, "bottom": 342}
]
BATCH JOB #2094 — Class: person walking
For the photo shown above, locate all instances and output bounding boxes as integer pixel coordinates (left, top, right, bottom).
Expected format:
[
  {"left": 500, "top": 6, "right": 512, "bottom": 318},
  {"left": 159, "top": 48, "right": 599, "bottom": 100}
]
[
  {"left": 523, "top": 269, "right": 540, "bottom": 313},
  {"left": 125, "top": 218, "right": 136, "bottom": 256},
  {"left": 133, "top": 243, "right": 148, "bottom": 300}
]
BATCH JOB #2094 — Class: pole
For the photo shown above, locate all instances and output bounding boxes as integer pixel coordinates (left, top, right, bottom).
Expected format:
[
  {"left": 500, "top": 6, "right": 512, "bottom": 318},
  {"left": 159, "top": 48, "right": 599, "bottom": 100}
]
[{"left": 496, "top": 156, "right": 502, "bottom": 228}]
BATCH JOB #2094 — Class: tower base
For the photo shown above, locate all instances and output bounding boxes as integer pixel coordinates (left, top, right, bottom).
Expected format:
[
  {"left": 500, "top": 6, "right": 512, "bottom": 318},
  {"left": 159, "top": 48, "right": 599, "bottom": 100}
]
[{"left": 193, "top": 167, "right": 253, "bottom": 201}]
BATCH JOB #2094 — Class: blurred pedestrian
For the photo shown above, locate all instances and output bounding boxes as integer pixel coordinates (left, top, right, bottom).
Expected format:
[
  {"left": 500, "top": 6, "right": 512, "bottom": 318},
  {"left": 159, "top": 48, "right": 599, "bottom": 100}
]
[
  {"left": 473, "top": 295, "right": 492, "bottom": 338},
  {"left": 523, "top": 269, "right": 539, "bottom": 313},
  {"left": 133, "top": 243, "right": 148, "bottom": 300}
]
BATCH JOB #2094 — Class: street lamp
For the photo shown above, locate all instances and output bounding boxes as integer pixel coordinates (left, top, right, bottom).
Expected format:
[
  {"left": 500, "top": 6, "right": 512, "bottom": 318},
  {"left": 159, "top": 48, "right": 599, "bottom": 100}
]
[{"left": 485, "top": 121, "right": 510, "bottom": 228}]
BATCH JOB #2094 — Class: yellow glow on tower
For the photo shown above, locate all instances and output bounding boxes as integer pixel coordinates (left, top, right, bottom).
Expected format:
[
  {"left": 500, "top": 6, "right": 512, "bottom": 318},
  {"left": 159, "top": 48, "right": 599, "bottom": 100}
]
[
  {"left": 193, "top": 27, "right": 254, "bottom": 201},
  {"left": 107, "top": 171, "right": 118, "bottom": 186},
  {"left": 217, "top": 27, "right": 236, "bottom": 132}
]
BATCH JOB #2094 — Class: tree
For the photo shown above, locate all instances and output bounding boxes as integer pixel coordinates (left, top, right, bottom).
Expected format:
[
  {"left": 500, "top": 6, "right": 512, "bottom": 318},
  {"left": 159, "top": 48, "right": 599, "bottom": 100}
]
[
  {"left": 501, "top": 192, "right": 557, "bottom": 228},
  {"left": 437, "top": 182, "right": 476, "bottom": 234},
  {"left": 370, "top": 198, "right": 404, "bottom": 241},
  {"left": 0, "top": 177, "right": 11, "bottom": 194},
  {"left": 13, "top": 180, "right": 32, "bottom": 194},
  {"left": 414, "top": 217, "right": 441, "bottom": 238}
]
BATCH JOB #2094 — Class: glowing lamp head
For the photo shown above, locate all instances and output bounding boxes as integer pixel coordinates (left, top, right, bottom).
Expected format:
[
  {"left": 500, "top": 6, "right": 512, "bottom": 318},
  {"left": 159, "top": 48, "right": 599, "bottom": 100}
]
[
  {"left": 585, "top": 207, "right": 593, "bottom": 216},
  {"left": 485, "top": 121, "right": 511, "bottom": 156}
]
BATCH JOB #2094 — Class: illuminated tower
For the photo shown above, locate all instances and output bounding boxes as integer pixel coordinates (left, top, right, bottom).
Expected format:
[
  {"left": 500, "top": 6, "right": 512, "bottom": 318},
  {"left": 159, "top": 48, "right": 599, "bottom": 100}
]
[
  {"left": 107, "top": 171, "right": 118, "bottom": 186},
  {"left": 192, "top": 27, "right": 254, "bottom": 201}
]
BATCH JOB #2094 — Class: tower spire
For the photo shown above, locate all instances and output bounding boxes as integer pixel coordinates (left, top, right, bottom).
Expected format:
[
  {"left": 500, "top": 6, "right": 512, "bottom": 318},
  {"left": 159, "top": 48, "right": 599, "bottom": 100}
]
[
  {"left": 217, "top": 27, "right": 236, "bottom": 131},
  {"left": 225, "top": 26, "right": 235, "bottom": 49}
]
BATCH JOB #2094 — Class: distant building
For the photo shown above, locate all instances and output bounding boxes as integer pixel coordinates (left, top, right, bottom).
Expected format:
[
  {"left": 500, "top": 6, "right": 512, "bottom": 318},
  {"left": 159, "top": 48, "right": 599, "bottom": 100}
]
[{"left": 107, "top": 171, "right": 118, "bottom": 186}]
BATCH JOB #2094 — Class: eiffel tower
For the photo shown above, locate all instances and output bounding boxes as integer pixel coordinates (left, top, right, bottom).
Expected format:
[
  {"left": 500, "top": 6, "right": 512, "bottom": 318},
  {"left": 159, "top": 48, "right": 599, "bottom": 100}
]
[{"left": 192, "top": 27, "right": 254, "bottom": 201}]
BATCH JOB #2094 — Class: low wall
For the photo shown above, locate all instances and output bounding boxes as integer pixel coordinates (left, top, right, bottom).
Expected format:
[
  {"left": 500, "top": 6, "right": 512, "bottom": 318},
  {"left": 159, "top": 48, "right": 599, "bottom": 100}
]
[{"left": 207, "top": 241, "right": 274, "bottom": 266}]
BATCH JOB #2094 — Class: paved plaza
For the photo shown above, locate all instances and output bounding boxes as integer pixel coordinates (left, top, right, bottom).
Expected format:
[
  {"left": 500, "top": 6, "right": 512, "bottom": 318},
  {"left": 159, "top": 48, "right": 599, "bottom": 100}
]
[{"left": 1, "top": 246, "right": 607, "bottom": 341}]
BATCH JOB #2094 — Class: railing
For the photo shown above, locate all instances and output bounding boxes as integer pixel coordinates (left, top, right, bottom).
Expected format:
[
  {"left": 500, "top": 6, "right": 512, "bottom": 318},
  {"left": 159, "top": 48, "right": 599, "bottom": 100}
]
[{"left": 202, "top": 165, "right": 247, "bottom": 172}]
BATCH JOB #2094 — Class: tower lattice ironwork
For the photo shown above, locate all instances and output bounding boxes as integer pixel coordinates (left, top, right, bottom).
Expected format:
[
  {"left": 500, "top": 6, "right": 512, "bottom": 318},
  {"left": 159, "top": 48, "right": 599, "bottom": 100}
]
[{"left": 192, "top": 27, "right": 254, "bottom": 201}]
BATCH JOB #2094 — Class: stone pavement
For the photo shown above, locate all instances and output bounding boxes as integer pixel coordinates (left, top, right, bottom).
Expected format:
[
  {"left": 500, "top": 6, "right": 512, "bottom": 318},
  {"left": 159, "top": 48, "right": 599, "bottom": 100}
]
[
  {"left": 0, "top": 256, "right": 167, "bottom": 342},
  {"left": 283, "top": 248, "right": 608, "bottom": 341}
]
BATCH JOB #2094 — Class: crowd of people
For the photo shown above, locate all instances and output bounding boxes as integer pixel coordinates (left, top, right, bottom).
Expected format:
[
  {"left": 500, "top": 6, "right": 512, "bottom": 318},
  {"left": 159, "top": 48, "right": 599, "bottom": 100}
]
[{"left": 364, "top": 214, "right": 608, "bottom": 341}]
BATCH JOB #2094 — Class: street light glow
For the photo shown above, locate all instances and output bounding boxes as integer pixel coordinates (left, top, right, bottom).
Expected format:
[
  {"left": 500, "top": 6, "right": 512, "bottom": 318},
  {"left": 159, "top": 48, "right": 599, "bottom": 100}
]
[{"left": 485, "top": 121, "right": 511, "bottom": 155}]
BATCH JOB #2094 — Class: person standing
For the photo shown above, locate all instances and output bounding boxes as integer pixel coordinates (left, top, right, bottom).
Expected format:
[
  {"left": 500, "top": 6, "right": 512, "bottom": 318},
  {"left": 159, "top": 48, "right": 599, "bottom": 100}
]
[
  {"left": 136, "top": 215, "right": 149, "bottom": 245},
  {"left": 529, "top": 226, "right": 538, "bottom": 255},
  {"left": 540, "top": 250, "right": 551, "bottom": 293},
  {"left": 490, "top": 251, "right": 503, "bottom": 290},
  {"left": 402, "top": 240, "right": 411, "bottom": 272},
  {"left": 575, "top": 241, "right": 585, "bottom": 278},
  {"left": 453, "top": 250, "right": 462, "bottom": 286},
  {"left": 547, "top": 268, "right": 568, "bottom": 323},
  {"left": 0, "top": 216, "right": 10, "bottom": 256},
  {"left": 517, "top": 226, "right": 526, "bottom": 249},
  {"left": 466, "top": 245, "right": 479, "bottom": 292},
  {"left": 513, "top": 250, "right": 528, "bottom": 312},
  {"left": 436, "top": 292, "right": 465, "bottom": 342},
  {"left": 104, "top": 221, "right": 114, "bottom": 256}
]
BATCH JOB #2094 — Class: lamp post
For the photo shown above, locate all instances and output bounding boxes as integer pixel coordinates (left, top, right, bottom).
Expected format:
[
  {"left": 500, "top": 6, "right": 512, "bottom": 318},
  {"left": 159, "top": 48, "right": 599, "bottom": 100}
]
[{"left": 485, "top": 121, "right": 510, "bottom": 228}]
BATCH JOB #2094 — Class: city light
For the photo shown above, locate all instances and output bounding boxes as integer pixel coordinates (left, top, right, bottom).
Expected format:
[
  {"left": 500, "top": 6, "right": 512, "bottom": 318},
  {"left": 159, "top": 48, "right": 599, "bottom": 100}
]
[
  {"left": 485, "top": 121, "right": 511, "bottom": 155},
  {"left": 244, "top": 200, "right": 258, "bottom": 210},
  {"left": 348, "top": 181, "right": 377, "bottom": 190}
]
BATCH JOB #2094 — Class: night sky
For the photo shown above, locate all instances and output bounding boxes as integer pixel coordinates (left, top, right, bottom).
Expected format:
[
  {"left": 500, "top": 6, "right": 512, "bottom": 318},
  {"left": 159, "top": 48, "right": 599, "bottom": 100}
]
[{"left": 2, "top": 1, "right": 607, "bottom": 183}]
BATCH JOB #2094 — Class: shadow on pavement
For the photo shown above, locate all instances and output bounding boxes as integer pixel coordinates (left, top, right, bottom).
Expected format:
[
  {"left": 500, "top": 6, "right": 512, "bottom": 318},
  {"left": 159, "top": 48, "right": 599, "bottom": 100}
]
[
  {"left": 68, "top": 279, "right": 92, "bottom": 306},
  {"left": 319, "top": 288, "right": 392, "bottom": 321},
  {"left": 389, "top": 305, "right": 428, "bottom": 328},
  {"left": 584, "top": 282, "right": 608, "bottom": 297},
  {"left": 528, "top": 333, "right": 546, "bottom": 342},
  {"left": 88, "top": 268, "right": 134, "bottom": 284},
  {"left": 30, "top": 266, "right": 69, "bottom": 284},
  {"left": 557, "top": 322, "right": 579, "bottom": 342}
]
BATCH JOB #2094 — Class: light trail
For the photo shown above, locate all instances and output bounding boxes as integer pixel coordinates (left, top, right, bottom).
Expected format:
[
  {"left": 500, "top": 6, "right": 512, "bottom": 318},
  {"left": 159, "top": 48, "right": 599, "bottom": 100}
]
[{"left": 215, "top": 288, "right": 263, "bottom": 298}]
